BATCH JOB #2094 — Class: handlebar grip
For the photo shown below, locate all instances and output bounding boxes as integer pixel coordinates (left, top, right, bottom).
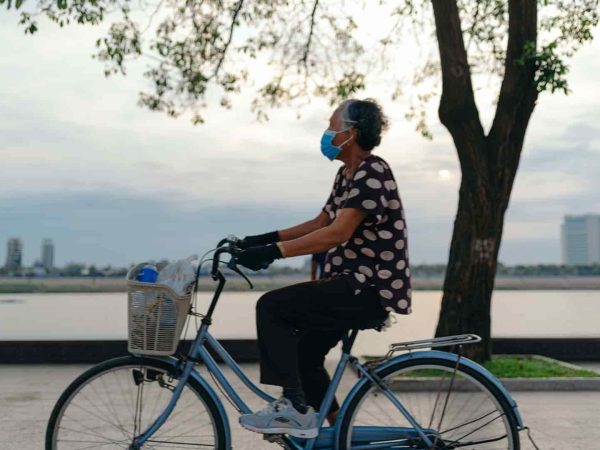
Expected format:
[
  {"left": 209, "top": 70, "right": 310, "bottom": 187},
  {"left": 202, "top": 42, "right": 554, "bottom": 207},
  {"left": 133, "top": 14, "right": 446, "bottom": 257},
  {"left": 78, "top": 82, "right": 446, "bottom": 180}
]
[{"left": 211, "top": 238, "right": 243, "bottom": 277}]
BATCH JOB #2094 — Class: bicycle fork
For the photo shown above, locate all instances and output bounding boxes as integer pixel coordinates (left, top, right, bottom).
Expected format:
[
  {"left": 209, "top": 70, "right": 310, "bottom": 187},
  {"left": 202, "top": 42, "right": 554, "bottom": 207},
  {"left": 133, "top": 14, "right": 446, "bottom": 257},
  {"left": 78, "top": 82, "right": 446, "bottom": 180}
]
[{"left": 129, "top": 357, "right": 196, "bottom": 449}]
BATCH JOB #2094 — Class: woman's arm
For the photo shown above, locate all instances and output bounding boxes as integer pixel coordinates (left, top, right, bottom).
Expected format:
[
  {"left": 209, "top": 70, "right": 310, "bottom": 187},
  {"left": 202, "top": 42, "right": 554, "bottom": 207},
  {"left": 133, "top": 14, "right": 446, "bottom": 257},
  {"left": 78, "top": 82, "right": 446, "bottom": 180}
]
[
  {"left": 278, "top": 208, "right": 365, "bottom": 257},
  {"left": 277, "top": 211, "right": 332, "bottom": 241}
]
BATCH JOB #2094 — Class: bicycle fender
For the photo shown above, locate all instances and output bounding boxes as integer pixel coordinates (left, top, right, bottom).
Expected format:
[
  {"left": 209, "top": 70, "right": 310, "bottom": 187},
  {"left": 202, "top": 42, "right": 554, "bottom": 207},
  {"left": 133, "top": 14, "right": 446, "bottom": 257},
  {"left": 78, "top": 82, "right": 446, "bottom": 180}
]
[
  {"left": 335, "top": 350, "right": 523, "bottom": 449},
  {"left": 150, "top": 356, "right": 233, "bottom": 450}
]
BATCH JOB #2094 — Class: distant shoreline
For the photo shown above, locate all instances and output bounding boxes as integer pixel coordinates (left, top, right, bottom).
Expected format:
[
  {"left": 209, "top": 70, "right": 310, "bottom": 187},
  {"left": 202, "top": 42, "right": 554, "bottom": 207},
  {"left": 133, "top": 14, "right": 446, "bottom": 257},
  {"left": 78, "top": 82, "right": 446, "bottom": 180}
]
[{"left": 1, "top": 275, "right": 600, "bottom": 293}]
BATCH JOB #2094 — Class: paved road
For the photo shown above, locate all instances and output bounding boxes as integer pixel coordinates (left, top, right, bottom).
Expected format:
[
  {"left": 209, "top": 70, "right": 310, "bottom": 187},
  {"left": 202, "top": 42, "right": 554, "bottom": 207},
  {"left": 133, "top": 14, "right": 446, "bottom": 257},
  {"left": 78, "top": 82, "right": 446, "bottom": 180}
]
[{"left": 1, "top": 363, "right": 598, "bottom": 449}]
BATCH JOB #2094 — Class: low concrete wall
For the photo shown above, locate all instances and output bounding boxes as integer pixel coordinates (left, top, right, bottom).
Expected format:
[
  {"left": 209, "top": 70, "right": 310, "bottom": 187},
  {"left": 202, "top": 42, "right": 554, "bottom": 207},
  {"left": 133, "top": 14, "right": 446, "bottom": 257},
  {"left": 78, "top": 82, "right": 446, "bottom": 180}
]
[
  {"left": 0, "top": 339, "right": 259, "bottom": 364},
  {"left": 1, "top": 338, "right": 599, "bottom": 363},
  {"left": 492, "top": 338, "right": 600, "bottom": 361}
]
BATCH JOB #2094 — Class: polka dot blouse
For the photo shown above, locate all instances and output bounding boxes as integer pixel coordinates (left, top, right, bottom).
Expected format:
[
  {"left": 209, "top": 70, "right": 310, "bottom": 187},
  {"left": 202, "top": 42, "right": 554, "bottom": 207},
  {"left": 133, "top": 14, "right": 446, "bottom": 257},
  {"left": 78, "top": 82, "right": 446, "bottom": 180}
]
[{"left": 321, "top": 154, "right": 412, "bottom": 315}]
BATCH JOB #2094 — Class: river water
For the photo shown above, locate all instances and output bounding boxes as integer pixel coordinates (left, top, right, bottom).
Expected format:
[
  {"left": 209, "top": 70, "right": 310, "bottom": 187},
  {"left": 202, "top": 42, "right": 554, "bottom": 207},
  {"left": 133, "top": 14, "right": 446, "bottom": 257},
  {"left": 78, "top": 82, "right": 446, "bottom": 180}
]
[{"left": 1, "top": 290, "right": 599, "bottom": 359}]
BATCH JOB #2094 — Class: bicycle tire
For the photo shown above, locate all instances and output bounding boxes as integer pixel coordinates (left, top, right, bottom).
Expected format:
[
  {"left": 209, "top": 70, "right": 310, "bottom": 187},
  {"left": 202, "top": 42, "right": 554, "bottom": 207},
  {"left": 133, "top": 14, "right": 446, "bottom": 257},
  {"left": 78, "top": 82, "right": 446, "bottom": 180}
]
[
  {"left": 45, "top": 355, "right": 227, "bottom": 450},
  {"left": 337, "top": 356, "right": 520, "bottom": 450}
]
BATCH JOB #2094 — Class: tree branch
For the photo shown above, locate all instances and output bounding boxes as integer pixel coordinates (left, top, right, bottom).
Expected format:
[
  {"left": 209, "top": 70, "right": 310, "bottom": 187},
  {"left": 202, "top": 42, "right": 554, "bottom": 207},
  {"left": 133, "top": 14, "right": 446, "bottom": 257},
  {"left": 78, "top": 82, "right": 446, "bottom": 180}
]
[
  {"left": 301, "top": 0, "right": 319, "bottom": 68},
  {"left": 431, "top": 0, "right": 486, "bottom": 180},
  {"left": 140, "top": 0, "right": 164, "bottom": 35},
  {"left": 488, "top": 0, "right": 538, "bottom": 196},
  {"left": 212, "top": 0, "right": 244, "bottom": 79}
]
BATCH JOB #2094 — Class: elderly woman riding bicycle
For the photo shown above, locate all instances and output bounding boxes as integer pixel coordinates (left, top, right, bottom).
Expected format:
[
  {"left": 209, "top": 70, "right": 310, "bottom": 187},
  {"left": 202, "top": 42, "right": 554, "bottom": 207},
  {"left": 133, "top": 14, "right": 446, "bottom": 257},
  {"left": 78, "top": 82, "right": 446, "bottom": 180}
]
[{"left": 235, "top": 98, "right": 412, "bottom": 438}]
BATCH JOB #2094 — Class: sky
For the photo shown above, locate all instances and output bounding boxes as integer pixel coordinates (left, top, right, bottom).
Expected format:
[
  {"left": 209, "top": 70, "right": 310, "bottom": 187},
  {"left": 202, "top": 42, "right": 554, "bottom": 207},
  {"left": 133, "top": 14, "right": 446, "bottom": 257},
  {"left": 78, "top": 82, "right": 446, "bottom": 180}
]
[{"left": 1, "top": 8, "right": 599, "bottom": 268}]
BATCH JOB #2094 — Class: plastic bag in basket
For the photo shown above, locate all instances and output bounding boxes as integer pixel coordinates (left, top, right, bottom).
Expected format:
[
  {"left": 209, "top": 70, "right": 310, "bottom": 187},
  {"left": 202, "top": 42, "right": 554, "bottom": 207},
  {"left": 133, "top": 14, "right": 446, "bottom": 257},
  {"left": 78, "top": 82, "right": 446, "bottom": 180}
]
[{"left": 157, "top": 254, "right": 198, "bottom": 296}]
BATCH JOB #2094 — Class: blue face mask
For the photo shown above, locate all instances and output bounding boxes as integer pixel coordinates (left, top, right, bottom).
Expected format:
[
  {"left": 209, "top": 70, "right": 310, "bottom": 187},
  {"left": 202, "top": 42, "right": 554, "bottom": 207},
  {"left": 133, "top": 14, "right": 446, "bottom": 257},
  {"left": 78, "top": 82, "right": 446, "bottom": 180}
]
[{"left": 320, "top": 127, "right": 354, "bottom": 161}]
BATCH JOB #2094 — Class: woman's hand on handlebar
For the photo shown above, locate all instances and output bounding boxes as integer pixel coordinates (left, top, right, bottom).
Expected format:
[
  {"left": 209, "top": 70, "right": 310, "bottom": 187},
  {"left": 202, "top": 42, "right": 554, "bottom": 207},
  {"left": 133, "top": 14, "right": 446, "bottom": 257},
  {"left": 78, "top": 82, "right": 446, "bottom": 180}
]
[
  {"left": 210, "top": 235, "right": 258, "bottom": 288},
  {"left": 235, "top": 243, "right": 283, "bottom": 271},
  {"left": 213, "top": 234, "right": 283, "bottom": 272},
  {"left": 211, "top": 235, "right": 244, "bottom": 276}
]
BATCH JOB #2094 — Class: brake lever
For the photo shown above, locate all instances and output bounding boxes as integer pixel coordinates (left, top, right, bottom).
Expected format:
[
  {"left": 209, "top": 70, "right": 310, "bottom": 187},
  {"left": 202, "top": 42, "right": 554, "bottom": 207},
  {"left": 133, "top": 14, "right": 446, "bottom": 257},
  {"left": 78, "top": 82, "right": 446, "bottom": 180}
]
[{"left": 227, "top": 251, "right": 254, "bottom": 289}]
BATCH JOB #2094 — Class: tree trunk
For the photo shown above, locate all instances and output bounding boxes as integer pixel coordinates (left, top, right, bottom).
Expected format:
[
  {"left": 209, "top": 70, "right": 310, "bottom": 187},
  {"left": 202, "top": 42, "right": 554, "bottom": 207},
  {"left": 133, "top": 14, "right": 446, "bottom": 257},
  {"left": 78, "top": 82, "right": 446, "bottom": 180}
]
[
  {"left": 431, "top": 0, "right": 538, "bottom": 362},
  {"left": 435, "top": 170, "right": 507, "bottom": 362}
]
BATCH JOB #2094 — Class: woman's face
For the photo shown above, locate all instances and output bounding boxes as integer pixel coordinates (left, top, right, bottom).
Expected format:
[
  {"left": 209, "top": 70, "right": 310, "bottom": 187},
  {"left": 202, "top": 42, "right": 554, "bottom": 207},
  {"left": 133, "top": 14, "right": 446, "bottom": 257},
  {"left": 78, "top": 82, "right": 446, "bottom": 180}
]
[{"left": 328, "top": 110, "right": 354, "bottom": 148}]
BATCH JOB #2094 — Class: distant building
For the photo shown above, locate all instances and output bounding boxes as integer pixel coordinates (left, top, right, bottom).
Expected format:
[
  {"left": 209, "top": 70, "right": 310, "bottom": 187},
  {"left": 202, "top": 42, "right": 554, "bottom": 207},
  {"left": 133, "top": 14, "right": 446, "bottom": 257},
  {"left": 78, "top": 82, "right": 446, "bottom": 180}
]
[
  {"left": 33, "top": 260, "right": 47, "bottom": 277},
  {"left": 5, "top": 238, "right": 23, "bottom": 271},
  {"left": 42, "top": 238, "right": 54, "bottom": 271},
  {"left": 561, "top": 214, "right": 600, "bottom": 265}
]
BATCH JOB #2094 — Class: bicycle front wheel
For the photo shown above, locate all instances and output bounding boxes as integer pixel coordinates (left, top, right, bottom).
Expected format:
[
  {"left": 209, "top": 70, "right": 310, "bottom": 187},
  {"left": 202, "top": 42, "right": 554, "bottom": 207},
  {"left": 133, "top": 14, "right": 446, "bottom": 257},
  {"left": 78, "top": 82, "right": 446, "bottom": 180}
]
[
  {"left": 46, "top": 355, "right": 226, "bottom": 449},
  {"left": 338, "top": 356, "right": 520, "bottom": 450}
]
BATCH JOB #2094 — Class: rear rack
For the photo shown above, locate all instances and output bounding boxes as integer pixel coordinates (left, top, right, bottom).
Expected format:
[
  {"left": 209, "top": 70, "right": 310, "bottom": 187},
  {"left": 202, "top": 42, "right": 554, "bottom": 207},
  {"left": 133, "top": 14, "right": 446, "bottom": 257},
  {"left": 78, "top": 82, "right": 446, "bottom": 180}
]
[
  {"left": 388, "top": 334, "right": 481, "bottom": 352},
  {"left": 363, "top": 334, "right": 481, "bottom": 370}
]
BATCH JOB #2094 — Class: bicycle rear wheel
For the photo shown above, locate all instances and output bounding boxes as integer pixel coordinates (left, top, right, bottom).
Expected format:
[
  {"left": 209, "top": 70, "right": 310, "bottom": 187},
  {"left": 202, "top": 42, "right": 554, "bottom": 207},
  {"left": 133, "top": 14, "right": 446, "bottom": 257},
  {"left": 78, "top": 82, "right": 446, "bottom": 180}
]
[
  {"left": 338, "top": 356, "right": 520, "bottom": 449},
  {"left": 46, "top": 355, "right": 226, "bottom": 449}
]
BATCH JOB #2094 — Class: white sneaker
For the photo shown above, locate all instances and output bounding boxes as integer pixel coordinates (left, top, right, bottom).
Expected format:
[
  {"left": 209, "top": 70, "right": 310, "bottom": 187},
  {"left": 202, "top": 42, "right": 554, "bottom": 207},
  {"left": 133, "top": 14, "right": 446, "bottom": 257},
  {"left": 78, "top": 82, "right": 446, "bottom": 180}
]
[{"left": 239, "top": 397, "right": 319, "bottom": 438}]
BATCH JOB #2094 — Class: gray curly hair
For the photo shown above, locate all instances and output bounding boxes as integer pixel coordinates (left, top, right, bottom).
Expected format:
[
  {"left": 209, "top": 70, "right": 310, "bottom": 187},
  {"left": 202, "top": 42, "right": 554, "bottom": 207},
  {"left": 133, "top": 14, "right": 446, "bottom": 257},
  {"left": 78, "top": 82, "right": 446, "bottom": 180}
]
[{"left": 336, "top": 98, "right": 390, "bottom": 151}]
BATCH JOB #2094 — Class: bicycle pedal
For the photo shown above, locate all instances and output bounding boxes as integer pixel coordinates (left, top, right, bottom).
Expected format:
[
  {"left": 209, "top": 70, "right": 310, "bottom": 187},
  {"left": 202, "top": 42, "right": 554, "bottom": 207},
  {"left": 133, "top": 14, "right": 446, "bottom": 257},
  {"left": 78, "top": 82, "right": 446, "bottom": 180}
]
[
  {"left": 262, "top": 433, "right": 285, "bottom": 442},
  {"left": 262, "top": 433, "right": 293, "bottom": 448}
]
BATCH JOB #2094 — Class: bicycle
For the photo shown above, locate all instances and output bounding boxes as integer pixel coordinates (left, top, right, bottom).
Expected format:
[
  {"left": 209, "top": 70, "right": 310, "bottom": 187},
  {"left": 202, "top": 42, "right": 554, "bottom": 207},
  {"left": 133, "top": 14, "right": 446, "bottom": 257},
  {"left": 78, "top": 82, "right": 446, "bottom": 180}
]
[{"left": 45, "top": 235, "right": 526, "bottom": 449}]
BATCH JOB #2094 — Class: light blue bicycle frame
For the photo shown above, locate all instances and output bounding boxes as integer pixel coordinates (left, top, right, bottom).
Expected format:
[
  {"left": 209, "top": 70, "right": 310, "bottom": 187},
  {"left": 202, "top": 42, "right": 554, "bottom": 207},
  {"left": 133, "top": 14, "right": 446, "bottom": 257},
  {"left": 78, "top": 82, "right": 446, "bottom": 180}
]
[
  {"left": 133, "top": 324, "right": 434, "bottom": 450},
  {"left": 131, "top": 244, "right": 522, "bottom": 449}
]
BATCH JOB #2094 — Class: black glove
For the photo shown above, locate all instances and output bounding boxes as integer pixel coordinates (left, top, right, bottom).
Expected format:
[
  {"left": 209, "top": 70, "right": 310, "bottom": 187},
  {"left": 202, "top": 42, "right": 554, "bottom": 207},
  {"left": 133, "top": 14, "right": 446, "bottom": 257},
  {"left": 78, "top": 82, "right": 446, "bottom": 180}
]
[
  {"left": 238, "top": 230, "right": 280, "bottom": 249},
  {"left": 236, "top": 243, "right": 283, "bottom": 271}
]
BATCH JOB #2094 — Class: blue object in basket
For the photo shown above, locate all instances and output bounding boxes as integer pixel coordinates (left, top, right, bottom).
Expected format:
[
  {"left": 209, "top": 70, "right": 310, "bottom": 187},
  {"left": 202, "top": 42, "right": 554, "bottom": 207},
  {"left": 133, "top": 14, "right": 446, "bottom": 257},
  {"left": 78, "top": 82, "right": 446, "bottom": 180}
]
[{"left": 137, "top": 263, "right": 158, "bottom": 283}]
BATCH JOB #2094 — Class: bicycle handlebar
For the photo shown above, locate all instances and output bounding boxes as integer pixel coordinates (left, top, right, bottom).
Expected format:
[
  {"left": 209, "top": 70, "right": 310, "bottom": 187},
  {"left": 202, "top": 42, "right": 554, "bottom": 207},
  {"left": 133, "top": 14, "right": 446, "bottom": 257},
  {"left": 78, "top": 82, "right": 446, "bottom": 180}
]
[
  {"left": 208, "top": 234, "right": 264, "bottom": 291},
  {"left": 193, "top": 234, "right": 258, "bottom": 289},
  {"left": 210, "top": 234, "right": 243, "bottom": 278}
]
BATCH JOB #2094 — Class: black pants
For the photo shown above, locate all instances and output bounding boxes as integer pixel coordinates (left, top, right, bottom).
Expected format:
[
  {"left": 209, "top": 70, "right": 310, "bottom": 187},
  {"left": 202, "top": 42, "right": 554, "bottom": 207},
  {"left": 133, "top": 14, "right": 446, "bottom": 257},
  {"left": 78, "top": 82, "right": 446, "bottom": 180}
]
[{"left": 256, "top": 275, "right": 388, "bottom": 413}]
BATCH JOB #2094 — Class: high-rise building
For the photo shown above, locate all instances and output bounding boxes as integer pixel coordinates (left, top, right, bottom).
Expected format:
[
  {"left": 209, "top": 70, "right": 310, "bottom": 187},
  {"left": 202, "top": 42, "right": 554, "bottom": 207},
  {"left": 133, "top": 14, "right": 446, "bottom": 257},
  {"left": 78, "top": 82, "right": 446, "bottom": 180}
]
[
  {"left": 5, "top": 238, "right": 23, "bottom": 271},
  {"left": 561, "top": 214, "right": 600, "bottom": 265},
  {"left": 42, "top": 238, "right": 54, "bottom": 271}
]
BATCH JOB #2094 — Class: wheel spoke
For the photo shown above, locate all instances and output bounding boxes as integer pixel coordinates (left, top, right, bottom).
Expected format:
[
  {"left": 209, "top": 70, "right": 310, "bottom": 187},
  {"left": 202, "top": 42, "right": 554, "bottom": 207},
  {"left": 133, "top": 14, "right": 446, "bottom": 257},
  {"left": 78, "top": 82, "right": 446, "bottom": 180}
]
[
  {"left": 450, "top": 411, "right": 507, "bottom": 444},
  {"left": 439, "top": 409, "right": 499, "bottom": 435},
  {"left": 56, "top": 437, "right": 130, "bottom": 449},
  {"left": 146, "top": 438, "right": 216, "bottom": 447}
]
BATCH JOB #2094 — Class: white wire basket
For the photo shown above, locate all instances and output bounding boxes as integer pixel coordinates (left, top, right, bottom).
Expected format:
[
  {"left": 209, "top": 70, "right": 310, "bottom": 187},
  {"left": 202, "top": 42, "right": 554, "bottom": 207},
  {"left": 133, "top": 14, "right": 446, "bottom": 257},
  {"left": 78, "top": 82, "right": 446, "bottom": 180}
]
[{"left": 126, "top": 263, "right": 194, "bottom": 356}]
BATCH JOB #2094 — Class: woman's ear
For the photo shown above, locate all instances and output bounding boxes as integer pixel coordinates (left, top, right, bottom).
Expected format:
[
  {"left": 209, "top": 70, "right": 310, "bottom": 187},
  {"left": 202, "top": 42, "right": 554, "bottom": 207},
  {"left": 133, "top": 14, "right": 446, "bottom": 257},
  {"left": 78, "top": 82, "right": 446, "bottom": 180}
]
[{"left": 351, "top": 126, "right": 360, "bottom": 143}]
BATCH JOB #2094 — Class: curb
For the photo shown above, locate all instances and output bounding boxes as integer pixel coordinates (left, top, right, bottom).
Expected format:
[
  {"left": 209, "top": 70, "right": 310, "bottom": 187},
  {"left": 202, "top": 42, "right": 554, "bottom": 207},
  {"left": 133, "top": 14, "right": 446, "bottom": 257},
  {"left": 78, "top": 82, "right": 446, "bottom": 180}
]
[{"left": 495, "top": 377, "right": 600, "bottom": 391}]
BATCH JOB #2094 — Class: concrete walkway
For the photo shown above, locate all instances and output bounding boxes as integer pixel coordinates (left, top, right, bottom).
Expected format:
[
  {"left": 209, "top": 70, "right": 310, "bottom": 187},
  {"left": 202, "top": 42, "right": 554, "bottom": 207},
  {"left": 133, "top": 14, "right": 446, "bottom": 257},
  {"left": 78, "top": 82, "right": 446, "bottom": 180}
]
[{"left": 1, "top": 363, "right": 598, "bottom": 449}]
